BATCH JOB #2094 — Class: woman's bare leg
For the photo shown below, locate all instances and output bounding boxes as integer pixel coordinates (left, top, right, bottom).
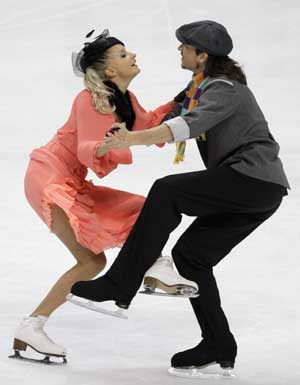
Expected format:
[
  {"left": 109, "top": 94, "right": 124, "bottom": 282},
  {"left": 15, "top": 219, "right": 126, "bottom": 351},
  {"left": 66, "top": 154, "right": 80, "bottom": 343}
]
[{"left": 31, "top": 205, "right": 107, "bottom": 317}]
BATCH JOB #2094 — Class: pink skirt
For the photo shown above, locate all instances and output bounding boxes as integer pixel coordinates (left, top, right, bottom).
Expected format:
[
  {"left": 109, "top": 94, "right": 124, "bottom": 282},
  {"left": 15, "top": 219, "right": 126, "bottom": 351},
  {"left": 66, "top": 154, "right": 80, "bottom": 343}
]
[{"left": 24, "top": 151, "right": 145, "bottom": 254}]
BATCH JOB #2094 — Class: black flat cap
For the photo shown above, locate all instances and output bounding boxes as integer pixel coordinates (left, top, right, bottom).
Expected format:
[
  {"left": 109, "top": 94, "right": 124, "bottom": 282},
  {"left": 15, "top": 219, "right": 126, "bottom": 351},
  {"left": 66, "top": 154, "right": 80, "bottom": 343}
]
[{"left": 176, "top": 20, "right": 233, "bottom": 56}]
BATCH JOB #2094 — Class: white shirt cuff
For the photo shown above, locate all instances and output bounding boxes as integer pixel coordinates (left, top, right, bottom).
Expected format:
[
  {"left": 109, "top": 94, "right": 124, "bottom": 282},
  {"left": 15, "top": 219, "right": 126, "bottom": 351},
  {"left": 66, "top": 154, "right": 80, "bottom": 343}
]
[{"left": 164, "top": 116, "right": 190, "bottom": 143}]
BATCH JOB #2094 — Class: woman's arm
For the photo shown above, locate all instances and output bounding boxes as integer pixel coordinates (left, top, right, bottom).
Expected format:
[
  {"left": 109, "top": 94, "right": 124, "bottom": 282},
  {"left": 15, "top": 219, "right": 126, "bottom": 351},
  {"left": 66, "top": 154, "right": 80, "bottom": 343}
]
[
  {"left": 129, "top": 91, "right": 175, "bottom": 131},
  {"left": 75, "top": 91, "right": 132, "bottom": 178},
  {"left": 95, "top": 142, "right": 113, "bottom": 158}
]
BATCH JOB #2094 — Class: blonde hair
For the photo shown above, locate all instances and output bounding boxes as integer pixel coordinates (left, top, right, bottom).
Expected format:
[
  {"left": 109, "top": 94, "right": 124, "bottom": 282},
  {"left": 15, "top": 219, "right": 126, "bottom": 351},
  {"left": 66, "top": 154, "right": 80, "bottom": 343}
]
[{"left": 83, "top": 61, "right": 116, "bottom": 114}]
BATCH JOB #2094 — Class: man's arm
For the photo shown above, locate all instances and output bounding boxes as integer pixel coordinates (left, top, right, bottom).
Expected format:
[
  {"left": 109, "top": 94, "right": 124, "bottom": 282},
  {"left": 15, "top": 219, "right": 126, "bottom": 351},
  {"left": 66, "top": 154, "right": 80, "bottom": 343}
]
[
  {"left": 105, "top": 80, "right": 240, "bottom": 149},
  {"left": 104, "top": 123, "right": 174, "bottom": 149},
  {"left": 130, "top": 124, "right": 174, "bottom": 146}
]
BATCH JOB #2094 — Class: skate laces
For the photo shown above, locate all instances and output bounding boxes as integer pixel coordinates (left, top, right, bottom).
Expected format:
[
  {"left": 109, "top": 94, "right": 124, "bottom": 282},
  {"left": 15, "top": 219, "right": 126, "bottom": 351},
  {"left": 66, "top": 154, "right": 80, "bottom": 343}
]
[{"left": 25, "top": 317, "right": 55, "bottom": 344}]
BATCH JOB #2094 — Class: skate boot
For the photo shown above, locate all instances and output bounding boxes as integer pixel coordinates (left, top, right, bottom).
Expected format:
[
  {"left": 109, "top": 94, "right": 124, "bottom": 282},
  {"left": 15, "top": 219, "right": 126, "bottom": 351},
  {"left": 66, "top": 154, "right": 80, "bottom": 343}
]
[
  {"left": 169, "top": 339, "right": 236, "bottom": 379},
  {"left": 9, "top": 316, "right": 67, "bottom": 364},
  {"left": 140, "top": 255, "right": 199, "bottom": 298},
  {"left": 67, "top": 276, "right": 130, "bottom": 320}
]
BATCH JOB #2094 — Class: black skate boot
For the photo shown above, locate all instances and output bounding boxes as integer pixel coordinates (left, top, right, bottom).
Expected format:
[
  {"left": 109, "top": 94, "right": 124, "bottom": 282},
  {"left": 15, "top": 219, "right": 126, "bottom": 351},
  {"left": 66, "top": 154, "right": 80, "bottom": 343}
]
[
  {"left": 67, "top": 276, "right": 131, "bottom": 319},
  {"left": 171, "top": 339, "right": 218, "bottom": 368},
  {"left": 169, "top": 338, "right": 236, "bottom": 379},
  {"left": 216, "top": 334, "right": 237, "bottom": 369}
]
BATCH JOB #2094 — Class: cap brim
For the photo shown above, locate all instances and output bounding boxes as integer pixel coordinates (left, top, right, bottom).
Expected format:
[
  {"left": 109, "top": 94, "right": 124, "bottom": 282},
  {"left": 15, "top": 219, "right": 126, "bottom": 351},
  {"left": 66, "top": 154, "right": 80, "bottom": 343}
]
[{"left": 175, "top": 28, "right": 186, "bottom": 44}]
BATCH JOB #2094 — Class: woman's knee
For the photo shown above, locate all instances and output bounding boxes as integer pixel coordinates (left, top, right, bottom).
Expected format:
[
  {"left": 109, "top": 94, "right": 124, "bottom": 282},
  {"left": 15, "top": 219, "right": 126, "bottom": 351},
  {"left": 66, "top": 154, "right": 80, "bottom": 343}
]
[
  {"left": 78, "top": 252, "right": 107, "bottom": 274},
  {"left": 51, "top": 205, "right": 70, "bottom": 233},
  {"left": 51, "top": 204, "right": 106, "bottom": 273}
]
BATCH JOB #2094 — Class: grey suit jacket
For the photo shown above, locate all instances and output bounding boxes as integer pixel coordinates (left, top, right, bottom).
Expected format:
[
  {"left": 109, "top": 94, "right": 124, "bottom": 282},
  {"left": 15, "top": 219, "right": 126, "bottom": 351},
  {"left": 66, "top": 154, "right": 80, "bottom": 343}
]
[{"left": 165, "top": 76, "right": 290, "bottom": 189}]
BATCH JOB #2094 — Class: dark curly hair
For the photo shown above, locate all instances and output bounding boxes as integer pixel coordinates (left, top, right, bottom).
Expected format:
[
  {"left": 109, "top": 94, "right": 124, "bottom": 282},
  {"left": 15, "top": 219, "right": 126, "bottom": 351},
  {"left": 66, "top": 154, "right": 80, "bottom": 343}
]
[{"left": 196, "top": 49, "right": 247, "bottom": 85}]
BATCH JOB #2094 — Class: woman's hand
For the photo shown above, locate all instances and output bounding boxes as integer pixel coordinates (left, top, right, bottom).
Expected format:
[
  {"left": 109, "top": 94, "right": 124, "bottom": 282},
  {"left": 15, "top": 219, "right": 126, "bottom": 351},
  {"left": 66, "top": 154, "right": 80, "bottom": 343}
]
[
  {"left": 95, "top": 142, "right": 114, "bottom": 158},
  {"left": 104, "top": 123, "right": 134, "bottom": 149}
]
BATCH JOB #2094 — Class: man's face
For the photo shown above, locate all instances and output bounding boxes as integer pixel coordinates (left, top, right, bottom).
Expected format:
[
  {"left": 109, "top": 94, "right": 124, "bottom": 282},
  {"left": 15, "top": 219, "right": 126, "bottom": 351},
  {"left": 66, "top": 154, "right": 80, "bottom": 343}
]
[{"left": 178, "top": 43, "right": 199, "bottom": 71}]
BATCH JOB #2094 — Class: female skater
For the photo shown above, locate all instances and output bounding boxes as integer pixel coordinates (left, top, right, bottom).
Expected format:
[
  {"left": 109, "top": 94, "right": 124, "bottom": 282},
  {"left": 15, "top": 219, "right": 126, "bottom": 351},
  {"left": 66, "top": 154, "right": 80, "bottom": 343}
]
[{"left": 12, "top": 29, "right": 196, "bottom": 363}]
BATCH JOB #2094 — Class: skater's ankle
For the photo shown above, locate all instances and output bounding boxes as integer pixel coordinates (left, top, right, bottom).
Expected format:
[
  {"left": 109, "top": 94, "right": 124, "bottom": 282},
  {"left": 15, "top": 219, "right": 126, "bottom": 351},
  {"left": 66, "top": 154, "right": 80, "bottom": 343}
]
[
  {"left": 29, "top": 313, "right": 49, "bottom": 321},
  {"left": 105, "top": 275, "right": 134, "bottom": 307},
  {"left": 215, "top": 335, "right": 237, "bottom": 363}
]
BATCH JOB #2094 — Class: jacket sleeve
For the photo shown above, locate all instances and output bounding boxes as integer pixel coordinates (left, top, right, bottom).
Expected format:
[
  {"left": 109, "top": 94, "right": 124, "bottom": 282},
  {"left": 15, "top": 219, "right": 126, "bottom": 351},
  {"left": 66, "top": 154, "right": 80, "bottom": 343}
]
[
  {"left": 164, "top": 80, "right": 240, "bottom": 142},
  {"left": 75, "top": 92, "right": 132, "bottom": 178}
]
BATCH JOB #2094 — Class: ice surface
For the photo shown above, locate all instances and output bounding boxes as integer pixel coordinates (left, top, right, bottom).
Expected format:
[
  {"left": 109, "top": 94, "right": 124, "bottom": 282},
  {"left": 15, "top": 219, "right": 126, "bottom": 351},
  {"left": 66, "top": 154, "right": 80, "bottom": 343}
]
[{"left": 1, "top": 1, "right": 300, "bottom": 384}]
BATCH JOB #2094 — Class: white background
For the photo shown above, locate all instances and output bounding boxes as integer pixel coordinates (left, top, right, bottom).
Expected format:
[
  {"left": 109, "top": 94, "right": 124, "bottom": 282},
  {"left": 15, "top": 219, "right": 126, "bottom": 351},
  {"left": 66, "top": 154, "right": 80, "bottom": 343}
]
[{"left": 1, "top": 1, "right": 300, "bottom": 384}]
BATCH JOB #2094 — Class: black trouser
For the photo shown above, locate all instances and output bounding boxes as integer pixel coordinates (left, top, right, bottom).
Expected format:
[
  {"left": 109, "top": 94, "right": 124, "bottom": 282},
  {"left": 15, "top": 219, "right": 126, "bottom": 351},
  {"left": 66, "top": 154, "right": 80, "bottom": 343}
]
[{"left": 106, "top": 167, "right": 286, "bottom": 352}]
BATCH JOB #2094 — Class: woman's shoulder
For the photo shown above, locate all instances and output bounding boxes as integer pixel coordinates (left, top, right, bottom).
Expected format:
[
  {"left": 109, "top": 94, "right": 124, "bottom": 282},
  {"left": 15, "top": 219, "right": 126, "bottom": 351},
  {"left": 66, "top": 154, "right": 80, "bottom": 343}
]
[
  {"left": 72, "top": 89, "right": 115, "bottom": 123},
  {"left": 73, "top": 89, "right": 102, "bottom": 113},
  {"left": 74, "top": 88, "right": 93, "bottom": 105}
]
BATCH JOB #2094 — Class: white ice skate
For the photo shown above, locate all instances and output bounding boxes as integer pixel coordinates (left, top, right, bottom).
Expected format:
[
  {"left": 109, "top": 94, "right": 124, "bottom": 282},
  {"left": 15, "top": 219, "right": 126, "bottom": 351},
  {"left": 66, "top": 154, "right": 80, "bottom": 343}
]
[
  {"left": 140, "top": 255, "right": 199, "bottom": 298},
  {"left": 9, "top": 316, "right": 67, "bottom": 365}
]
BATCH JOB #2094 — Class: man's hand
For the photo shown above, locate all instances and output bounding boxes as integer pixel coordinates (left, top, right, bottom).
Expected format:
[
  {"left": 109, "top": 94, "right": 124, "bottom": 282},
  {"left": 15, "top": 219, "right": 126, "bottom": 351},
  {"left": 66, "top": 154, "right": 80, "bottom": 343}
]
[{"left": 104, "top": 122, "right": 174, "bottom": 148}]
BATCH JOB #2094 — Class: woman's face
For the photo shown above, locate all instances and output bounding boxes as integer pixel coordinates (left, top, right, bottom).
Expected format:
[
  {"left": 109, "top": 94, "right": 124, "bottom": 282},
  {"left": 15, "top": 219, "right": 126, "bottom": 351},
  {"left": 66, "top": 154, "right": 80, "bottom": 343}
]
[{"left": 105, "top": 44, "right": 140, "bottom": 81}]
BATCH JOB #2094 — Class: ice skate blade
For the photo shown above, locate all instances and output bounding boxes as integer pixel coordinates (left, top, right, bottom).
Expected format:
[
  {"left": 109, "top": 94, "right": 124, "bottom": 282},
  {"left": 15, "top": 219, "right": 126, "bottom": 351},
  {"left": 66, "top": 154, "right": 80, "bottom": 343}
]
[
  {"left": 140, "top": 284, "right": 199, "bottom": 298},
  {"left": 9, "top": 351, "right": 67, "bottom": 365},
  {"left": 143, "top": 277, "right": 199, "bottom": 298},
  {"left": 66, "top": 294, "right": 128, "bottom": 320},
  {"left": 168, "top": 366, "right": 236, "bottom": 379},
  {"left": 10, "top": 338, "right": 66, "bottom": 359},
  {"left": 139, "top": 290, "right": 198, "bottom": 298}
]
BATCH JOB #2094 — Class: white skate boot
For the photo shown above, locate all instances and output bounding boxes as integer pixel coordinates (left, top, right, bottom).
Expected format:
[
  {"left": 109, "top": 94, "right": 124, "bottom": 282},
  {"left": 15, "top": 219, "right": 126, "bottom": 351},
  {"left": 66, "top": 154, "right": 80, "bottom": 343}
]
[
  {"left": 140, "top": 255, "right": 199, "bottom": 298},
  {"left": 9, "top": 316, "right": 67, "bottom": 364}
]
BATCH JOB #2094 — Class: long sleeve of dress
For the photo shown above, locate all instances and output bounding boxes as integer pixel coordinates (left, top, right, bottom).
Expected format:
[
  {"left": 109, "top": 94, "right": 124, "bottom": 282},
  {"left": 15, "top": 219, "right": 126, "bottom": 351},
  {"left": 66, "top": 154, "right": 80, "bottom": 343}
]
[
  {"left": 129, "top": 92, "right": 174, "bottom": 147},
  {"left": 75, "top": 91, "right": 133, "bottom": 178}
]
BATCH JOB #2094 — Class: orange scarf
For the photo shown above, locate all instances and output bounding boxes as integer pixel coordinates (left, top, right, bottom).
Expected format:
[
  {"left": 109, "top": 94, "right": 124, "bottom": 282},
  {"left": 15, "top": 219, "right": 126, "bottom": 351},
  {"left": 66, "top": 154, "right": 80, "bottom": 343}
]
[{"left": 174, "top": 72, "right": 206, "bottom": 164}]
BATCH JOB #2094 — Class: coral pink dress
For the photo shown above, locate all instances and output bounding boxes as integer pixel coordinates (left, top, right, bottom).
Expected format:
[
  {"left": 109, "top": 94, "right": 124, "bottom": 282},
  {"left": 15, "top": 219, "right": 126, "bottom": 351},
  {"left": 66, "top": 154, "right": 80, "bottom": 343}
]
[{"left": 24, "top": 89, "right": 173, "bottom": 254}]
